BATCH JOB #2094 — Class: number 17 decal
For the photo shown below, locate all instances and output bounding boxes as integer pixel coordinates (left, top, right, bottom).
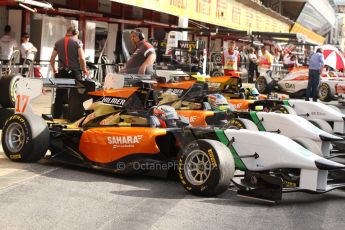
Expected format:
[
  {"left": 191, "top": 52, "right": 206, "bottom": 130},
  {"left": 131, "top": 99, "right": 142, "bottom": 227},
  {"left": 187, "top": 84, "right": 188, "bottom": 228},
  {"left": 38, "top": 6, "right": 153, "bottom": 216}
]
[{"left": 15, "top": 95, "right": 29, "bottom": 113}]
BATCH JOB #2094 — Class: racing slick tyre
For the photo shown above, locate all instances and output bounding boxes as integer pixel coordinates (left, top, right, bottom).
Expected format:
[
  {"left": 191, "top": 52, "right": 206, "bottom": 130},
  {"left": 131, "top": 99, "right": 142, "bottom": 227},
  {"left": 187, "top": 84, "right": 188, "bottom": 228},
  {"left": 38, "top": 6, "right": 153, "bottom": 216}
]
[
  {"left": 223, "top": 118, "right": 259, "bottom": 131},
  {"left": 0, "top": 108, "right": 15, "bottom": 129},
  {"left": 319, "top": 83, "right": 335, "bottom": 102},
  {"left": 210, "top": 70, "right": 223, "bottom": 77},
  {"left": 308, "top": 119, "right": 333, "bottom": 134},
  {"left": 211, "top": 53, "right": 222, "bottom": 64},
  {"left": 178, "top": 139, "right": 235, "bottom": 197},
  {"left": 272, "top": 104, "right": 297, "bottom": 115},
  {"left": 1, "top": 114, "right": 49, "bottom": 162},
  {"left": 0, "top": 74, "right": 22, "bottom": 108},
  {"left": 255, "top": 76, "right": 272, "bottom": 94}
]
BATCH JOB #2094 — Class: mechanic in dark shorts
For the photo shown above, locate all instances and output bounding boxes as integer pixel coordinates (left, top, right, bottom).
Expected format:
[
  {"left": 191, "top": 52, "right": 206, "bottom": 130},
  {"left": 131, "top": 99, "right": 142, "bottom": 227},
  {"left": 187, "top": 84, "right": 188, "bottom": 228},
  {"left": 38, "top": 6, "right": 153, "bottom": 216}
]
[
  {"left": 121, "top": 29, "right": 156, "bottom": 74},
  {"left": 49, "top": 26, "right": 89, "bottom": 119}
]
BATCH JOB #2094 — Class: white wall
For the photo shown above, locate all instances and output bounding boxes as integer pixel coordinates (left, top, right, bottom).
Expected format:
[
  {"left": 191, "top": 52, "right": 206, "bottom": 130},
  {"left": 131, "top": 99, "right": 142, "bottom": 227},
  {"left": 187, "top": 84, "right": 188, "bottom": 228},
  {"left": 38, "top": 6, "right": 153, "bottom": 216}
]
[
  {"left": 210, "top": 38, "right": 222, "bottom": 52},
  {"left": 309, "top": 0, "right": 336, "bottom": 26},
  {"left": 195, "top": 36, "right": 209, "bottom": 50},
  {"left": 0, "top": 7, "right": 8, "bottom": 36},
  {"left": 8, "top": 10, "right": 22, "bottom": 48},
  {"left": 107, "top": 23, "right": 118, "bottom": 63},
  {"left": 40, "top": 16, "right": 76, "bottom": 77},
  {"left": 178, "top": 16, "right": 188, "bottom": 40},
  {"left": 85, "top": 21, "right": 96, "bottom": 62}
]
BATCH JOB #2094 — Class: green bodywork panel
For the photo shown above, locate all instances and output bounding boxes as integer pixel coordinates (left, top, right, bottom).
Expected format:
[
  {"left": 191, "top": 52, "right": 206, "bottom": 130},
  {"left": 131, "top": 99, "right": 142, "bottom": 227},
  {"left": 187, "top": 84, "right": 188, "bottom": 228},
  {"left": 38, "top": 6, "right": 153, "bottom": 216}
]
[
  {"left": 283, "top": 100, "right": 290, "bottom": 106},
  {"left": 249, "top": 112, "right": 266, "bottom": 131},
  {"left": 215, "top": 130, "right": 247, "bottom": 171}
]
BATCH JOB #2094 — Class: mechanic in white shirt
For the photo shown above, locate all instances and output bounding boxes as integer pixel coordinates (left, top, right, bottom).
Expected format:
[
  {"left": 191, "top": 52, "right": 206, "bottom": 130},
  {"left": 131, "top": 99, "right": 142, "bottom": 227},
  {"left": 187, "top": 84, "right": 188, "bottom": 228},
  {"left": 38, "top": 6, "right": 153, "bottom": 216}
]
[{"left": 0, "top": 25, "right": 18, "bottom": 63}]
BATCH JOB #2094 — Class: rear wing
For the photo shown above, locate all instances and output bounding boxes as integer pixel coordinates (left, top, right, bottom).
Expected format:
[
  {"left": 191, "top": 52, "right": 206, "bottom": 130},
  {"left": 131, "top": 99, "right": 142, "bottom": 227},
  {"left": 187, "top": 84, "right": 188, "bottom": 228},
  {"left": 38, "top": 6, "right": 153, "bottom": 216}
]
[
  {"left": 15, "top": 77, "right": 43, "bottom": 115},
  {"left": 15, "top": 77, "right": 95, "bottom": 116}
]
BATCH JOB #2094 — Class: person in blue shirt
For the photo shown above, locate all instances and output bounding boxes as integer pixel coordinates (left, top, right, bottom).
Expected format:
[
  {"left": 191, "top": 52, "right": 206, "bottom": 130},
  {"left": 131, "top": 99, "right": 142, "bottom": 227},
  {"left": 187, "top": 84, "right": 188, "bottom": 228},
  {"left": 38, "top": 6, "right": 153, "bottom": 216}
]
[{"left": 306, "top": 48, "right": 324, "bottom": 101}]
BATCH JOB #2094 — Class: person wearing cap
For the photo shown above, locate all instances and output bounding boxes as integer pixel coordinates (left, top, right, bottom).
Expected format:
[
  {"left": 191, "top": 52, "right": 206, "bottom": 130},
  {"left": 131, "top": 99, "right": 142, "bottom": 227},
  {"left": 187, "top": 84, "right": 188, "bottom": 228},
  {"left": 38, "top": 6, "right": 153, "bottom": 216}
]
[
  {"left": 121, "top": 29, "right": 156, "bottom": 75},
  {"left": 306, "top": 48, "right": 324, "bottom": 102},
  {"left": 49, "top": 26, "right": 89, "bottom": 119},
  {"left": 0, "top": 25, "right": 18, "bottom": 63},
  {"left": 222, "top": 40, "right": 240, "bottom": 76}
]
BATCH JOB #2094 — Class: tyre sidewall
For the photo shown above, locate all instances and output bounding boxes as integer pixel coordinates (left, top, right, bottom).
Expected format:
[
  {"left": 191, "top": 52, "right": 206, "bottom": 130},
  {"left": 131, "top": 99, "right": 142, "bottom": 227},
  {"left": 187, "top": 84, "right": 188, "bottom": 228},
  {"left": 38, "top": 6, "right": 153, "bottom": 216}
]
[
  {"left": 1, "top": 114, "right": 49, "bottom": 162},
  {"left": 212, "top": 53, "right": 222, "bottom": 64},
  {"left": 9, "top": 75, "right": 21, "bottom": 107},
  {"left": 178, "top": 140, "right": 222, "bottom": 196},
  {"left": 319, "top": 83, "right": 330, "bottom": 101},
  {"left": 226, "top": 118, "right": 245, "bottom": 129},
  {"left": 0, "top": 108, "right": 14, "bottom": 129},
  {"left": 211, "top": 70, "right": 223, "bottom": 77},
  {"left": 0, "top": 75, "right": 22, "bottom": 108},
  {"left": 319, "top": 83, "right": 334, "bottom": 102},
  {"left": 2, "top": 114, "right": 32, "bottom": 161}
]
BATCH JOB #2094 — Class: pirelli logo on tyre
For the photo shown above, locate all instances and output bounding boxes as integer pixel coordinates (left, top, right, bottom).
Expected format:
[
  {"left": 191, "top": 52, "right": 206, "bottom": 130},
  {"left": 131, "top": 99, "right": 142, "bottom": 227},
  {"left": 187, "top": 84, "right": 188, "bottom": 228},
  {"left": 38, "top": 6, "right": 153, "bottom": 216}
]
[
  {"left": 178, "top": 158, "right": 186, "bottom": 185},
  {"left": 207, "top": 149, "right": 218, "bottom": 168},
  {"left": 10, "top": 115, "right": 25, "bottom": 123},
  {"left": 230, "top": 119, "right": 245, "bottom": 129},
  {"left": 9, "top": 154, "right": 22, "bottom": 160}
]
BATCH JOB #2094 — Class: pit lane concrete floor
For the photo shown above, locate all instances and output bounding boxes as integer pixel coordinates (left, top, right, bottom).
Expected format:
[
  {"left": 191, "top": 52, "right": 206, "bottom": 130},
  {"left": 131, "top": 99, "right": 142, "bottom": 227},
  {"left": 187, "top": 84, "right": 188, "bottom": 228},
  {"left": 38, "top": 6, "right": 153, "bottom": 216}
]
[{"left": 1, "top": 93, "right": 345, "bottom": 230}]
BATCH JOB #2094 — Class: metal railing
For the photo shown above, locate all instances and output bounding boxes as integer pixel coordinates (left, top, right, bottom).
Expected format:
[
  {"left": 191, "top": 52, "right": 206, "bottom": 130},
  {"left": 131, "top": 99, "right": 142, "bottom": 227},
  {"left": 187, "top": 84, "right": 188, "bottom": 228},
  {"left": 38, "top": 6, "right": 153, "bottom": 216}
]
[{"left": 1, "top": 52, "right": 120, "bottom": 85}]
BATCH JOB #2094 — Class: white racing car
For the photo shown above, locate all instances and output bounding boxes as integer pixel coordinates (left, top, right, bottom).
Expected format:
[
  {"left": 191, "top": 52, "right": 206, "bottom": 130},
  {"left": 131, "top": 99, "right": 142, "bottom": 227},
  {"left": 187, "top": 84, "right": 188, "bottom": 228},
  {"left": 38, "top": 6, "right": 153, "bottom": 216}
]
[
  {"left": 264, "top": 100, "right": 345, "bottom": 157},
  {"left": 239, "top": 98, "right": 345, "bottom": 136},
  {"left": 157, "top": 80, "right": 344, "bottom": 159},
  {"left": 256, "top": 66, "right": 345, "bottom": 102},
  {"left": 202, "top": 74, "right": 345, "bottom": 139},
  {"left": 2, "top": 76, "right": 345, "bottom": 202}
]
